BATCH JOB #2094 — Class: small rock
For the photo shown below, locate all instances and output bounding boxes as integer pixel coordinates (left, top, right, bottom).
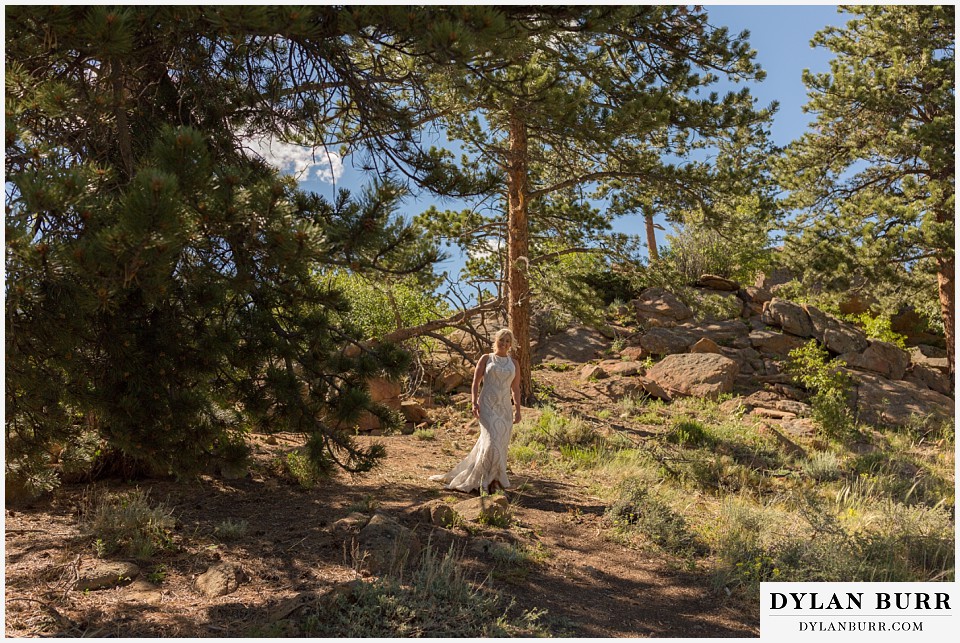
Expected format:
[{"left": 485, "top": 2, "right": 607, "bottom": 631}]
[
  {"left": 75, "top": 561, "right": 140, "bottom": 591},
  {"left": 690, "top": 338, "right": 722, "bottom": 354},
  {"left": 452, "top": 495, "right": 511, "bottom": 524},
  {"left": 357, "top": 513, "right": 422, "bottom": 574},
  {"left": 332, "top": 512, "right": 371, "bottom": 533},
  {"left": 196, "top": 563, "right": 242, "bottom": 598},
  {"left": 751, "top": 408, "right": 797, "bottom": 420},
  {"left": 619, "top": 346, "right": 648, "bottom": 361},
  {"left": 605, "top": 360, "right": 644, "bottom": 377},
  {"left": 581, "top": 364, "right": 608, "bottom": 380},
  {"left": 123, "top": 579, "right": 163, "bottom": 605},
  {"left": 637, "top": 376, "right": 671, "bottom": 401},
  {"left": 416, "top": 500, "right": 459, "bottom": 528},
  {"left": 400, "top": 400, "right": 429, "bottom": 424}
]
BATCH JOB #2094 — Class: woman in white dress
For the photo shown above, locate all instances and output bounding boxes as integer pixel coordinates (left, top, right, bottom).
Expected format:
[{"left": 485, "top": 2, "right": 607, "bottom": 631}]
[{"left": 430, "top": 329, "right": 522, "bottom": 494}]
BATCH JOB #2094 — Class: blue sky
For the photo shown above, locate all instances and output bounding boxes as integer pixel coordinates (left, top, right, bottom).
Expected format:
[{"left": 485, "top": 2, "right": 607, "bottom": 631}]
[{"left": 275, "top": 5, "right": 845, "bottom": 277}]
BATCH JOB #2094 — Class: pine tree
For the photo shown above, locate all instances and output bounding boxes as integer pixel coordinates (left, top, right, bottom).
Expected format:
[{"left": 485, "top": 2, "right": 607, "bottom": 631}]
[
  {"left": 418, "top": 6, "right": 773, "bottom": 401},
  {"left": 3, "top": 6, "right": 574, "bottom": 484},
  {"left": 777, "top": 6, "right": 955, "bottom": 376}
]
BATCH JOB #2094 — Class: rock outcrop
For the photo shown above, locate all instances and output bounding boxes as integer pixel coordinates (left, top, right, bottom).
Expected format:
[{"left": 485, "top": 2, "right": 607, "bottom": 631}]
[{"left": 645, "top": 353, "right": 740, "bottom": 400}]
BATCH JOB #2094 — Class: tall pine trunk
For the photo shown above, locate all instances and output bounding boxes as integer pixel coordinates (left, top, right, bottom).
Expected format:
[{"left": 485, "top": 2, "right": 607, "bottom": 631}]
[
  {"left": 936, "top": 255, "right": 955, "bottom": 382},
  {"left": 644, "top": 208, "right": 659, "bottom": 263},
  {"left": 507, "top": 108, "right": 532, "bottom": 404}
]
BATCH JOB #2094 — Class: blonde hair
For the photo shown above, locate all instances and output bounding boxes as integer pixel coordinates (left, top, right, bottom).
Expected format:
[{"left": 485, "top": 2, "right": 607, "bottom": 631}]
[{"left": 493, "top": 328, "right": 515, "bottom": 349}]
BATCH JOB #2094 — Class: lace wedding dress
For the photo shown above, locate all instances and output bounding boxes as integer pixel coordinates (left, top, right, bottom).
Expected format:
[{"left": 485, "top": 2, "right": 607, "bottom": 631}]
[{"left": 430, "top": 353, "right": 515, "bottom": 492}]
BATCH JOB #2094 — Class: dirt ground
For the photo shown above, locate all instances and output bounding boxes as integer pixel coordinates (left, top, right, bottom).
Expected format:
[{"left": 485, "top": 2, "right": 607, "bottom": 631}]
[{"left": 4, "top": 370, "right": 759, "bottom": 638}]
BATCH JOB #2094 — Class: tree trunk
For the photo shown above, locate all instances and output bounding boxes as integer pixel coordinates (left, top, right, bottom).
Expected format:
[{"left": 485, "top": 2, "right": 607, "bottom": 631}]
[
  {"left": 936, "top": 255, "right": 955, "bottom": 382},
  {"left": 644, "top": 206, "right": 659, "bottom": 263},
  {"left": 507, "top": 108, "right": 533, "bottom": 404}
]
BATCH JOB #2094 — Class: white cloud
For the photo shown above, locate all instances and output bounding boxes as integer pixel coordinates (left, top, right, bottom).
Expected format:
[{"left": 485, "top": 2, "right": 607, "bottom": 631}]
[
  {"left": 247, "top": 137, "right": 344, "bottom": 184},
  {"left": 468, "top": 237, "right": 503, "bottom": 260}
]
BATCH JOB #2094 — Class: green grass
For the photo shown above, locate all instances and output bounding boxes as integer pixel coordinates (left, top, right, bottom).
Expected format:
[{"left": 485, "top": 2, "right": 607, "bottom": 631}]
[
  {"left": 413, "top": 428, "right": 436, "bottom": 441},
  {"left": 214, "top": 518, "right": 249, "bottom": 541},
  {"left": 295, "top": 545, "right": 551, "bottom": 637},
  {"left": 81, "top": 487, "right": 176, "bottom": 560}
]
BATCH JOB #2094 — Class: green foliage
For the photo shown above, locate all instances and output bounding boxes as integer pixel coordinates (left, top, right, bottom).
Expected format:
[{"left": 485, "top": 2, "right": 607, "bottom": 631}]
[
  {"left": 324, "top": 272, "right": 448, "bottom": 341},
  {"left": 786, "top": 340, "right": 855, "bottom": 438},
  {"left": 413, "top": 428, "right": 436, "bottom": 441},
  {"left": 606, "top": 478, "right": 706, "bottom": 557},
  {"left": 214, "top": 519, "right": 250, "bottom": 542},
  {"left": 776, "top": 6, "right": 954, "bottom": 350},
  {"left": 514, "top": 407, "right": 597, "bottom": 449},
  {"left": 299, "top": 546, "right": 550, "bottom": 637},
  {"left": 666, "top": 419, "right": 713, "bottom": 448},
  {"left": 346, "top": 494, "right": 381, "bottom": 514},
  {"left": 81, "top": 488, "right": 176, "bottom": 560},
  {"left": 802, "top": 451, "right": 843, "bottom": 482},
  {"left": 654, "top": 217, "right": 775, "bottom": 288},
  {"left": 711, "top": 496, "right": 955, "bottom": 598},
  {"left": 843, "top": 313, "right": 908, "bottom": 348},
  {"left": 278, "top": 451, "right": 330, "bottom": 490}
]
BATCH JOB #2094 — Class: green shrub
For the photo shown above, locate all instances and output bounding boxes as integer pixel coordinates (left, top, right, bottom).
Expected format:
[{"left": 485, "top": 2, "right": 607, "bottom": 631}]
[
  {"left": 82, "top": 487, "right": 175, "bottom": 560},
  {"left": 214, "top": 518, "right": 250, "bottom": 541},
  {"left": 803, "top": 451, "right": 843, "bottom": 481},
  {"left": 515, "top": 407, "right": 597, "bottom": 449},
  {"left": 508, "top": 442, "right": 549, "bottom": 465},
  {"left": 843, "top": 313, "right": 908, "bottom": 348},
  {"left": 666, "top": 419, "right": 712, "bottom": 448},
  {"left": 413, "top": 428, "right": 436, "bottom": 441},
  {"left": 279, "top": 451, "right": 328, "bottom": 489},
  {"left": 606, "top": 478, "right": 706, "bottom": 556},
  {"left": 786, "top": 340, "right": 855, "bottom": 438}
]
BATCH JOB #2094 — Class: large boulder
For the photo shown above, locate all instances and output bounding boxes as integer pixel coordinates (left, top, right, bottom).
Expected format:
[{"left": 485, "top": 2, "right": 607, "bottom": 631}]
[
  {"left": 368, "top": 377, "right": 402, "bottom": 409},
  {"left": 803, "top": 305, "right": 869, "bottom": 355},
  {"left": 742, "top": 286, "right": 774, "bottom": 316},
  {"left": 910, "top": 345, "right": 950, "bottom": 373},
  {"left": 631, "top": 288, "right": 694, "bottom": 327},
  {"left": 645, "top": 353, "right": 739, "bottom": 399},
  {"left": 695, "top": 274, "right": 740, "bottom": 291},
  {"left": 535, "top": 326, "right": 608, "bottom": 364},
  {"left": 904, "top": 364, "right": 953, "bottom": 397},
  {"left": 761, "top": 298, "right": 815, "bottom": 338},
  {"left": 749, "top": 330, "right": 807, "bottom": 357},
  {"left": 638, "top": 327, "right": 695, "bottom": 356},
  {"left": 755, "top": 267, "right": 795, "bottom": 291},
  {"left": 853, "top": 371, "right": 954, "bottom": 428},
  {"left": 841, "top": 340, "right": 910, "bottom": 380}
]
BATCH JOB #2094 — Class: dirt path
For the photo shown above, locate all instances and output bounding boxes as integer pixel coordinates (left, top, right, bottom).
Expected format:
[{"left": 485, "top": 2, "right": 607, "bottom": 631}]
[{"left": 5, "top": 416, "right": 757, "bottom": 638}]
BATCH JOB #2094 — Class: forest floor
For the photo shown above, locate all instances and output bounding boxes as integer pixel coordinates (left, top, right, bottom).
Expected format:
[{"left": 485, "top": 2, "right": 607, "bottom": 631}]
[{"left": 4, "top": 365, "right": 760, "bottom": 638}]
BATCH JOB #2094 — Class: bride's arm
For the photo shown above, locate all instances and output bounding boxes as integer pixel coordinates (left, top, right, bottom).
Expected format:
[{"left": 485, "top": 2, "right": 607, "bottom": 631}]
[
  {"left": 471, "top": 354, "right": 487, "bottom": 418},
  {"left": 511, "top": 359, "right": 522, "bottom": 423}
]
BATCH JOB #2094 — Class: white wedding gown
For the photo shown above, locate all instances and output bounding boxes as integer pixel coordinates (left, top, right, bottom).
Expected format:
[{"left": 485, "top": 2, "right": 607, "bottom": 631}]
[{"left": 430, "top": 353, "right": 515, "bottom": 492}]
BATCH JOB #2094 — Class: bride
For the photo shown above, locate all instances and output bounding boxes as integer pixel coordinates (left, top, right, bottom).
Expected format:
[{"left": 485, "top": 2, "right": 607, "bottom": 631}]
[{"left": 430, "top": 329, "right": 522, "bottom": 494}]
